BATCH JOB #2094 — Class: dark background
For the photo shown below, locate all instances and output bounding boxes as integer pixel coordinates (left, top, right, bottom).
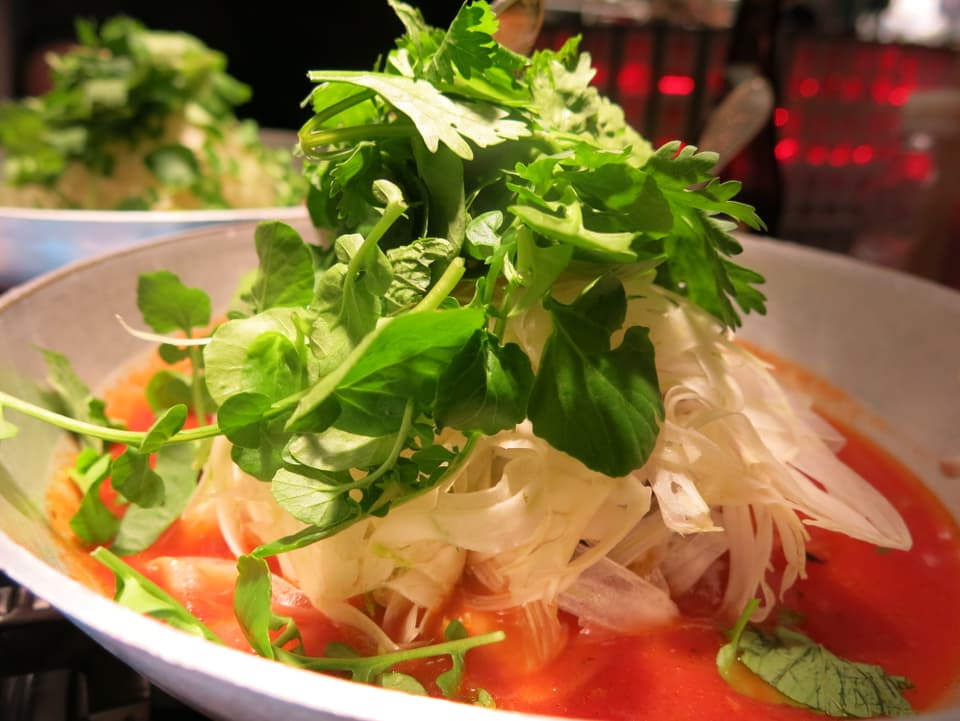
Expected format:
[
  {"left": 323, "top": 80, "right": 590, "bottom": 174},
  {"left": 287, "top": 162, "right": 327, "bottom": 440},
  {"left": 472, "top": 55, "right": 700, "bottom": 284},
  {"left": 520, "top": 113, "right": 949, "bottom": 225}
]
[{"left": 6, "top": 0, "right": 462, "bottom": 129}]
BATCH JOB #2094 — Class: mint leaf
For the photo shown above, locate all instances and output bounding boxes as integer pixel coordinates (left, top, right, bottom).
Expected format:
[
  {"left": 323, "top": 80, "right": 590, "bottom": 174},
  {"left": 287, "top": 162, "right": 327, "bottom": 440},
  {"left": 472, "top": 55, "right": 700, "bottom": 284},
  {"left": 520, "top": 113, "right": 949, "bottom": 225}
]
[
  {"left": 528, "top": 275, "right": 663, "bottom": 475},
  {"left": 738, "top": 626, "right": 913, "bottom": 718},
  {"left": 718, "top": 601, "right": 914, "bottom": 719}
]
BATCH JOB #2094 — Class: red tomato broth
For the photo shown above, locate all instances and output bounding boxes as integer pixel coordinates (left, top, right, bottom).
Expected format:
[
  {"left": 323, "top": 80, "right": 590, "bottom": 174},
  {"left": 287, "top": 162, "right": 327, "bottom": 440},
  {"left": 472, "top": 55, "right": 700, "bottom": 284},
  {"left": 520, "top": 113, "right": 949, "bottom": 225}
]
[
  {"left": 52, "top": 350, "right": 960, "bottom": 719},
  {"left": 453, "top": 419, "right": 960, "bottom": 719}
]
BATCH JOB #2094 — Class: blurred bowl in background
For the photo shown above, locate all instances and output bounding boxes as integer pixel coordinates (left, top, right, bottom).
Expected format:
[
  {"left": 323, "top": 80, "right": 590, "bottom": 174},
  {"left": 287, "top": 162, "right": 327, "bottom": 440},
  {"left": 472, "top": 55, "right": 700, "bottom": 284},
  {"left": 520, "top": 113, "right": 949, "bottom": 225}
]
[
  {"left": 0, "top": 127, "right": 307, "bottom": 290},
  {"left": 0, "top": 204, "right": 309, "bottom": 290}
]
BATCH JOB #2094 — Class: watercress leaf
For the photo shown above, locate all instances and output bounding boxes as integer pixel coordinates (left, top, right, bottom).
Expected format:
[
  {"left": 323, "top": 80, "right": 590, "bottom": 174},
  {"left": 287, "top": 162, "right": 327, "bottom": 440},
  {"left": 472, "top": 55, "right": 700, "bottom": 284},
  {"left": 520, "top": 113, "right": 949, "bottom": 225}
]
[
  {"left": 145, "top": 369, "right": 192, "bottom": 412},
  {"left": 137, "top": 270, "right": 212, "bottom": 335},
  {"left": 68, "top": 452, "right": 119, "bottom": 545},
  {"left": 464, "top": 210, "right": 503, "bottom": 260},
  {"left": 40, "top": 348, "right": 117, "bottom": 451},
  {"left": 144, "top": 144, "right": 200, "bottom": 187},
  {"left": 285, "top": 428, "right": 398, "bottom": 472},
  {"left": 0, "top": 407, "right": 19, "bottom": 440},
  {"left": 203, "top": 307, "right": 313, "bottom": 406},
  {"left": 139, "top": 404, "right": 187, "bottom": 454},
  {"left": 234, "top": 555, "right": 277, "bottom": 659},
  {"left": 216, "top": 393, "right": 274, "bottom": 447},
  {"left": 231, "top": 434, "right": 287, "bottom": 481},
  {"left": 379, "top": 672, "right": 428, "bottom": 696},
  {"left": 249, "top": 221, "right": 317, "bottom": 312},
  {"left": 158, "top": 344, "right": 191, "bottom": 364},
  {"left": 435, "top": 330, "right": 533, "bottom": 435},
  {"left": 528, "top": 276, "right": 663, "bottom": 476},
  {"left": 308, "top": 312, "right": 356, "bottom": 379},
  {"left": 737, "top": 626, "right": 914, "bottom": 718},
  {"left": 111, "top": 448, "right": 165, "bottom": 508},
  {"left": 111, "top": 441, "right": 198, "bottom": 555},
  {"left": 332, "top": 307, "right": 485, "bottom": 434},
  {"left": 271, "top": 467, "right": 362, "bottom": 528},
  {"left": 91, "top": 547, "right": 221, "bottom": 643}
]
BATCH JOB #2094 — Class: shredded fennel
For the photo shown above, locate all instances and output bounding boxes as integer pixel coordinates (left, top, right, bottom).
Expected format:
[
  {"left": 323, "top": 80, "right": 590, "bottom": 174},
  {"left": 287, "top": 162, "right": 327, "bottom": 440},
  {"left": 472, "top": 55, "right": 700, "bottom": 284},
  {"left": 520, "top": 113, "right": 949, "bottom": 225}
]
[{"left": 178, "top": 269, "right": 910, "bottom": 652}]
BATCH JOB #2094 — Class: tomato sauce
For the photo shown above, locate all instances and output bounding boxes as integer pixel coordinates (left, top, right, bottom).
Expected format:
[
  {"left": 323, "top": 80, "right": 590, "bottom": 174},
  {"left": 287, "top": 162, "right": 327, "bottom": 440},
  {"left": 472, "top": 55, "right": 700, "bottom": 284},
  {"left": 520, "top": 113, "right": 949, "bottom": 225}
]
[{"left": 51, "top": 352, "right": 960, "bottom": 719}]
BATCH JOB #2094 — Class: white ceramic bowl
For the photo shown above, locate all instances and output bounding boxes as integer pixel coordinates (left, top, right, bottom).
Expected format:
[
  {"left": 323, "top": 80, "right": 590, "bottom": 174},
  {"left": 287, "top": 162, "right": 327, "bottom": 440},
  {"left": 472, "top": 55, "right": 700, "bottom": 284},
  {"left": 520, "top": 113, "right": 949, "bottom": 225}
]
[
  {"left": 0, "top": 205, "right": 308, "bottom": 289},
  {"left": 0, "top": 221, "right": 958, "bottom": 721}
]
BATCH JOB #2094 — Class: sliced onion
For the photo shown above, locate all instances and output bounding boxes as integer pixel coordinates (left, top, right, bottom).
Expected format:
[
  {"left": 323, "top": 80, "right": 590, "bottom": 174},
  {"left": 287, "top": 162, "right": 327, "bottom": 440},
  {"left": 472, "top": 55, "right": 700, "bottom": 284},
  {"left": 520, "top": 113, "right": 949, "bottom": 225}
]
[{"left": 557, "top": 554, "right": 678, "bottom": 632}]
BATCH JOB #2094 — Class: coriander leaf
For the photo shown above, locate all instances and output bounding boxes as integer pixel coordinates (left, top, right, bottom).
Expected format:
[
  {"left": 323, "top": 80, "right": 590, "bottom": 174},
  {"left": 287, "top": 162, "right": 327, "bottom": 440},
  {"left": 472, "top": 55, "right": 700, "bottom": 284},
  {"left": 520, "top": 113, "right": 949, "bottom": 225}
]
[
  {"left": 528, "top": 275, "right": 663, "bottom": 476},
  {"left": 92, "top": 547, "right": 222, "bottom": 643},
  {"left": 249, "top": 221, "right": 317, "bottom": 312},
  {"left": 509, "top": 186, "right": 637, "bottom": 262},
  {"left": 304, "top": 71, "right": 528, "bottom": 160},
  {"left": 137, "top": 271, "right": 212, "bottom": 335},
  {"left": 435, "top": 330, "right": 533, "bottom": 435},
  {"left": 737, "top": 626, "right": 914, "bottom": 718}
]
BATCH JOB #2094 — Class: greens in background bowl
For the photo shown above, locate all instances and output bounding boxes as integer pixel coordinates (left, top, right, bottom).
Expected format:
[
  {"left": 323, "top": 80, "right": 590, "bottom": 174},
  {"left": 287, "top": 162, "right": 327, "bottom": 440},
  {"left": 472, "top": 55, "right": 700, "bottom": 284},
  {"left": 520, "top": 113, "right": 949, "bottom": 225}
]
[{"left": 0, "top": 16, "right": 308, "bottom": 287}]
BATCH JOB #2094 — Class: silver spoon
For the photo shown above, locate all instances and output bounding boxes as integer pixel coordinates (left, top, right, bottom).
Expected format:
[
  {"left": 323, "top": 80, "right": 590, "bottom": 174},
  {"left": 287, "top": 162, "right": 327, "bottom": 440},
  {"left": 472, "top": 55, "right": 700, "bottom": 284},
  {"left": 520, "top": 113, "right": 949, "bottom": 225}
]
[
  {"left": 697, "top": 76, "right": 775, "bottom": 175},
  {"left": 492, "top": 0, "right": 545, "bottom": 55}
]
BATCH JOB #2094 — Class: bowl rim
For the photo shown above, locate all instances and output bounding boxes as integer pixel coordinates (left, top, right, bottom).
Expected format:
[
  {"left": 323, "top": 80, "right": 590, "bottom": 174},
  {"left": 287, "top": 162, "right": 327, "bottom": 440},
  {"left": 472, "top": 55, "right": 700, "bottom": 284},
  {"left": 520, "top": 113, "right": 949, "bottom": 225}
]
[{"left": 0, "top": 204, "right": 308, "bottom": 224}]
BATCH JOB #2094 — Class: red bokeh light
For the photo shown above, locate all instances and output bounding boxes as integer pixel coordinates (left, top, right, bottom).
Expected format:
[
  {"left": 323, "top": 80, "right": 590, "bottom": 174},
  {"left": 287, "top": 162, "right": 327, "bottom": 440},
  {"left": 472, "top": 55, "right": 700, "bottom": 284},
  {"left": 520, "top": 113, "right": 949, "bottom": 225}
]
[
  {"left": 799, "top": 78, "right": 820, "bottom": 97},
  {"left": 807, "top": 145, "right": 828, "bottom": 165},
  {"left": 617, "top": 63, "right": 648, "bottom": 97},
  {"left": 658, "top": 75, "right": 695, "bottom": 96},
  {"left": 829, "top": 145, "right": 851, "bottom": 166},
  {"left": 774, "top": 138, "right": 799, "bottom": 161},
  {"left": 852, "top": 145, "right": 874, "bottom": 164},
  {"left": 904, "top": 153, "right": 933, "bottom": 180},
  {"left": 888, "top": 86, "right": 910, "bottom": 106},
  {"left": 774, "top": 107, "right": 790, "bottom": 127}
]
